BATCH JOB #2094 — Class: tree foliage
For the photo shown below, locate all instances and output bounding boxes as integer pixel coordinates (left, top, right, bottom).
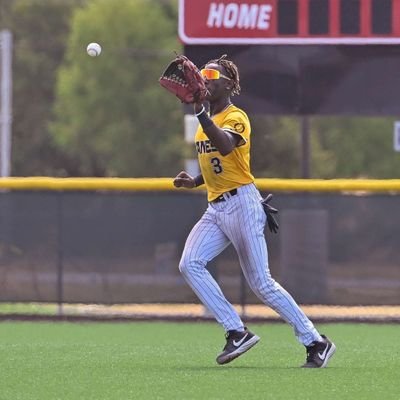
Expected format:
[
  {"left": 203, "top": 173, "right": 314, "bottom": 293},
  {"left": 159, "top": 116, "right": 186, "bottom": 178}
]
[
  {"left": 314, "top": 116, "right": 400, "bottom": 178},
  {"left": 2, "top": 0, "right": 85, "bottom": 176},
  {"left": 50, "top": 0, "right": 183, "bottom": 176},
  {"left": 2, "top": 0, "right": 400, "bottom": 178},
  {"left": 250, "top": 115, "right": 335, "bottom": 178},
  {"left": 250, "top": 115, "right": 400, "bottom": 179}
]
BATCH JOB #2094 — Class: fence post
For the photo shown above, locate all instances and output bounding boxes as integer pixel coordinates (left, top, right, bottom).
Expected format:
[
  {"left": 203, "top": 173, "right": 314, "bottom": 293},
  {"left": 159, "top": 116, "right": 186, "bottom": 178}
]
[{"left": 57, "top": 192, "right": 64, "bottom": 316}]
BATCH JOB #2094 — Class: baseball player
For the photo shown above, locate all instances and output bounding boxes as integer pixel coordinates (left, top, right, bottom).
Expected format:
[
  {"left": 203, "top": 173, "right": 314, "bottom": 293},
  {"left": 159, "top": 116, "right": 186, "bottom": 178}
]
[{"left": 173, "top": 55, "right": 336, "bottom": 367}]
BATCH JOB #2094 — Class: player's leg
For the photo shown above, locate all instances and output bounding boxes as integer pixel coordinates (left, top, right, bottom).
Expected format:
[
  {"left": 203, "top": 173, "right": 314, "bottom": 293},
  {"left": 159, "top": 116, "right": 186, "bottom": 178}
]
[
  {"left": 179, "top": 206, "right": 242, "bottom": 332},
  {"left": 179, "top": 205, "right": 261, "bottom": 364},
  {"left": 223, "top": 184, "right": 323, "bottom": 346}
]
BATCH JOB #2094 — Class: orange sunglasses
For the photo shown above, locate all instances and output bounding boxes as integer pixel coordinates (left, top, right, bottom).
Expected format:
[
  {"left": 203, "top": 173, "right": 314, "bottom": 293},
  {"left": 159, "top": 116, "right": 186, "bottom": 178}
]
[{"left": 200, "top": 68, "right": 231, "bottom": 80}]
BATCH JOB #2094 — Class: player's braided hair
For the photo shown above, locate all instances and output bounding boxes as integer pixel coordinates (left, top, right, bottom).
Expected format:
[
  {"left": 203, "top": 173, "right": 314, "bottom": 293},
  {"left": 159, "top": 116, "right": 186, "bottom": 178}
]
[{"left": 207, "top": 54, "right": 241, "bottom": 96}]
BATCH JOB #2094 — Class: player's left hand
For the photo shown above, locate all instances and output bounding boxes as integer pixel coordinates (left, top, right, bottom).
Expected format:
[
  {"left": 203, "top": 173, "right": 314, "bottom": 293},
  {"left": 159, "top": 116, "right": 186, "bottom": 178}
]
[
  {"left": 261, "top": 194, "right": 279, "bottom": 234},
  {"left": 173, "top": 171, "right": 196, "bottom": 189}
]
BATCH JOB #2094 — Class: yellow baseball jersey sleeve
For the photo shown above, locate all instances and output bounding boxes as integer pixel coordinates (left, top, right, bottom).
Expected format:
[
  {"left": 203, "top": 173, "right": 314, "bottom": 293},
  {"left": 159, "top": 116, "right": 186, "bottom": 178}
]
[{"left": 194, "top": 104, "right": 254, "bottom": 202}]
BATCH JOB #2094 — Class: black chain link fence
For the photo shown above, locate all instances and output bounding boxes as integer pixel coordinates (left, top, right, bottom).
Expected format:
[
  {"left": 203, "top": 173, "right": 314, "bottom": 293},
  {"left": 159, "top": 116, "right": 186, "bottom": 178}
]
[{"left": 0, "top": 190, "right": 399, "bottom": 306}]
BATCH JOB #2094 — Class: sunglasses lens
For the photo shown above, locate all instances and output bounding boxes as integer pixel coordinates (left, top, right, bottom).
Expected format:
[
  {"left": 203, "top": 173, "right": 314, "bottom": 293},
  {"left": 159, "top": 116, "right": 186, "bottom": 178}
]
[{"left": 201, "top": 69, "right": 220, "bottom": 80}]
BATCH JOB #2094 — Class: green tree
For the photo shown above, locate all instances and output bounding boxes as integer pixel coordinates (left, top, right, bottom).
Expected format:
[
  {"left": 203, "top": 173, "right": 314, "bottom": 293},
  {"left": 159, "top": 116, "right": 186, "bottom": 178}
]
[
  {"left": 251, "top": 115, "right": 335, "bottom": 178},
  {"left": 2, "top": 0, "right": 85, "bottom": 176},
  {"left": 314, "top": 116, "right": 400, "bottom": 178},
  {"left": 250, "top": 115, "right": 400, "bottom": 179},
  {"left": 51, "top": 0, "right": 183, "bottom": 176}
]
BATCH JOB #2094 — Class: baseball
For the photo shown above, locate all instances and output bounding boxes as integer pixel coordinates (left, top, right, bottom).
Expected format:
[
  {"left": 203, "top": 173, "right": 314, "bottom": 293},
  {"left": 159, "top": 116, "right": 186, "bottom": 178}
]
[{"left": 86, "top": 42, "right": 102, "bottom": 57}]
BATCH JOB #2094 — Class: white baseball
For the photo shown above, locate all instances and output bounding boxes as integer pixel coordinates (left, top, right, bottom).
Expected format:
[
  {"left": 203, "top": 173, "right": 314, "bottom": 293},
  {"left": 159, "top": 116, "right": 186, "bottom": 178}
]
[{"left": 86, "top": 42, "right": 102, "bottom": 57}]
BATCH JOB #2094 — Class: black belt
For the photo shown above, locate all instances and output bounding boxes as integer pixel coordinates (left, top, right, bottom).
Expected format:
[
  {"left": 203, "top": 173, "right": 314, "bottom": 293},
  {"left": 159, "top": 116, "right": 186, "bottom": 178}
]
[{"left": 211, "top": 189, "right": 238, "bottom": 203}]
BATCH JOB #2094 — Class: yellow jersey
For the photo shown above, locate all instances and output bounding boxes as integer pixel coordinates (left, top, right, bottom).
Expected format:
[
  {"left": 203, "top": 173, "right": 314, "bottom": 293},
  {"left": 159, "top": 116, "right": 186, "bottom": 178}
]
[{"left": 194, "top": 104, "right": 254, "bottom": 202}]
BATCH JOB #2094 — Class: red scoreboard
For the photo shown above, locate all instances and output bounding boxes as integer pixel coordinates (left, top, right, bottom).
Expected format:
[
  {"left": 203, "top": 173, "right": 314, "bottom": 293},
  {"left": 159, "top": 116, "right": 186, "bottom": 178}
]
[{"left": 179, "top": 0, "right": 400, "bottom": 44}]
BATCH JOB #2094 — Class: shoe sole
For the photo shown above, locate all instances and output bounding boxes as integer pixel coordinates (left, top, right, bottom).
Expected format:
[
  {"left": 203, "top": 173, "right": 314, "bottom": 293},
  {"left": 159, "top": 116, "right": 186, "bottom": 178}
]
[
  {"left": 320, "top": 342, "right": 336, "bottom": 368},
  {"left": 216, "top": 335, "right": 260, "bottom": 365}
]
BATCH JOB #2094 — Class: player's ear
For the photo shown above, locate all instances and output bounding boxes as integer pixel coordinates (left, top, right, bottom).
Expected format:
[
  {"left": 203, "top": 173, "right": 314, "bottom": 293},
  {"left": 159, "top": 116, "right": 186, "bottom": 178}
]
[{"left": 225, "top": 81, "right": 233, "bottom": 91}]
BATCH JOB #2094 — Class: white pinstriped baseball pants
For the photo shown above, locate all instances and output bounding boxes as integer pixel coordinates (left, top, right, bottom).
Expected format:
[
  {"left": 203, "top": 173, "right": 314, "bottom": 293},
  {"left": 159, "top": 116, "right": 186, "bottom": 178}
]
[{"left": 179, "top": 183, "right": 322, "bottom": 346}]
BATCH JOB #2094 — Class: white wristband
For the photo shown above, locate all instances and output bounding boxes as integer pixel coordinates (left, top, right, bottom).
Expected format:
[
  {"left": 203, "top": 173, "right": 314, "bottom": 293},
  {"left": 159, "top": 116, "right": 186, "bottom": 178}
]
[{"left": 195, "top": 106, "right": 206, "bottom": 117}]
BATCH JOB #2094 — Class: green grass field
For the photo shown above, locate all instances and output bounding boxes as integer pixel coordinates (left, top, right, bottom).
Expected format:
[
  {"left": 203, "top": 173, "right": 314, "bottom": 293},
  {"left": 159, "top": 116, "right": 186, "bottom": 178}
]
[{"left": 0, "top": 321, "right": 398, "bottom": 400}]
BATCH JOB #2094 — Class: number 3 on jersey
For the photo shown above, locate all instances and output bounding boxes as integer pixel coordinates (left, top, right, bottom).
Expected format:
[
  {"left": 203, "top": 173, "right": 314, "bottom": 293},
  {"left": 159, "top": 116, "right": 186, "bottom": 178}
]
[{"left": 211, "top": 157, "right": 223, "bottom": 174}]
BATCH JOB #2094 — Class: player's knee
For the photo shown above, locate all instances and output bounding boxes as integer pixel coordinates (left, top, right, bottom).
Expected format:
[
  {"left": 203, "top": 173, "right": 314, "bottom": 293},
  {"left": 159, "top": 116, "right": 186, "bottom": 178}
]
[
  {"left": 250, "top": 276, "right": 278, "bottom": 299},
  {"left": 178, "top": 259, "right": 189, "bottom": 276},
  {"left": 178, "top": 255, "right": 193, "bottom": 276},
  {"left": 179, "top": 255, "right": 204, "bottom": 276}
]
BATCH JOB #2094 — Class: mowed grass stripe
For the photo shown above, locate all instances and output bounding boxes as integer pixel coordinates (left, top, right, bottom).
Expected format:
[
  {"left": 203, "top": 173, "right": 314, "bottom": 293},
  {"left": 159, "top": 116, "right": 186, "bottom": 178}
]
[{"left": 0, "top": 322, "right": 398, "bottom": 400}]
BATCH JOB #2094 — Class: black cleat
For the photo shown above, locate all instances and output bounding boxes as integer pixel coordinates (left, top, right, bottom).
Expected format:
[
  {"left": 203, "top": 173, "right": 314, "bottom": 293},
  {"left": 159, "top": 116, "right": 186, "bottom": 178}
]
[
  {"left": 302, "top": 334, "right": 336, "bottom": 368},
  {"left": 216, "top": 327, "right": 260, "bottom": 365}
]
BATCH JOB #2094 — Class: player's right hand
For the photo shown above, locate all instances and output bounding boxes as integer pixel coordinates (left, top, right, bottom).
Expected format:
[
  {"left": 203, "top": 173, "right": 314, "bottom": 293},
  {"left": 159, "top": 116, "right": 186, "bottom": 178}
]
[{"left": 173, "top": 171, "right": 196, "bottom": 189}]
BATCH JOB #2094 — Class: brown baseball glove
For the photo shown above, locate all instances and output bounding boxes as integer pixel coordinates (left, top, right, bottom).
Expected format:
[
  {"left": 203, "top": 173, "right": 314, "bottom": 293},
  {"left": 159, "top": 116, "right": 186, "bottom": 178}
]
[{"left": 159, "top": 55, "right": 207, "bottom": 104}]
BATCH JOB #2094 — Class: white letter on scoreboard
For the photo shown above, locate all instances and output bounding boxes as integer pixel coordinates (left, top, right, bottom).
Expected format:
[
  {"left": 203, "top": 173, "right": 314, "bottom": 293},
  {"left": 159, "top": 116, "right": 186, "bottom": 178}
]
[
  {"left": 224, "top": 3, "right": 239, "bottom": 28},
  {"left": 207, "top": 3, "right": 224, "bottom": 27},
  {"left": 258, "top": 5, "right": 272, "bottom": 29},
  {"left": 238, "top": 4, "right": 259, "bottom": 29}
]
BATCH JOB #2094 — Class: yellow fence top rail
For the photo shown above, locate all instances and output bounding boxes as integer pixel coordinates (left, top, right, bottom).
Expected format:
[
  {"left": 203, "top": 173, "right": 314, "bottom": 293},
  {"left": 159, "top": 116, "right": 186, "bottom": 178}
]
[
  {"left": 0, "top": 177, "right": 400, "bottom": 193},
  {"left": 0, "top": 177, "right": 174, "bottom": 191}
]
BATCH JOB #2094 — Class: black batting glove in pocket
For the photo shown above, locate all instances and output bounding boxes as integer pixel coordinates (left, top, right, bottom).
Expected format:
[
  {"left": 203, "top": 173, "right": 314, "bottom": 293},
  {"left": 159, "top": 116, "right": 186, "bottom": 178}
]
[{"left": 261, "top": 194, "right": 279, "bottom": 234}]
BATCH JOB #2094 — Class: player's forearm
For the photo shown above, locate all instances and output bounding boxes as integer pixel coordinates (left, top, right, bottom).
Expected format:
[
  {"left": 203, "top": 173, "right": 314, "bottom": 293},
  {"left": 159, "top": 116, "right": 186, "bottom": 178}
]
[
  {"left": 203, "top": 125, "right": 235, "bottom": 156},
  {"left": 195, "top": 107, "right": 235, "bottom": 156}
]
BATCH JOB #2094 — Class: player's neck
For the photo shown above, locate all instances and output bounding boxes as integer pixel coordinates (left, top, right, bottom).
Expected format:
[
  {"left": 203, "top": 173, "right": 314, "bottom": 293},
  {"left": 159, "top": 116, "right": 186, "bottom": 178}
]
[{"left": 210, "top": 100, "right": 232, "bottom": 116}]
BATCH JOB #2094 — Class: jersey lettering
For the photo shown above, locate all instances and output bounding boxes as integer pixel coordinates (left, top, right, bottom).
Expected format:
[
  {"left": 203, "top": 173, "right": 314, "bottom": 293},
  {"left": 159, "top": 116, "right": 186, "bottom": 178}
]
[{"left": 196, "top": 140, "right": 218, "bottom": 154}]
